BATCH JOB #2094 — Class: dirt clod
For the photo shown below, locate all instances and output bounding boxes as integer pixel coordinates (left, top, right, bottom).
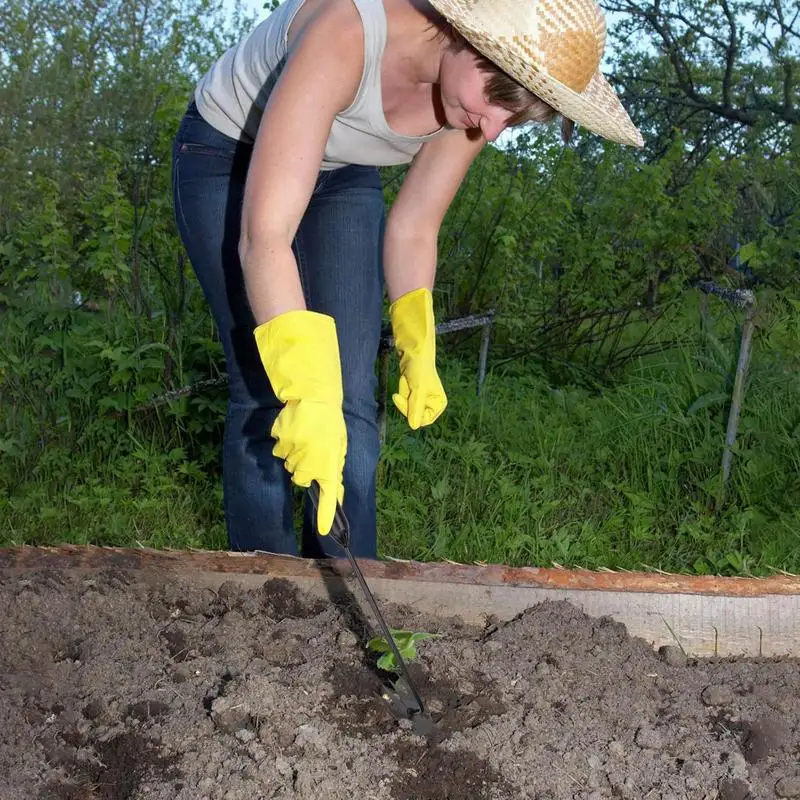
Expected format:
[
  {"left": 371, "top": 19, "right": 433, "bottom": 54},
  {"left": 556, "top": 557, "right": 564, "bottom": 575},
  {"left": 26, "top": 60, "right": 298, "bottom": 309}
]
[
  {"left": 209, "top": 696, "right": 251, "bottom": 733},
  {"left": 259, "top": 577, "right": 327, "bottom": 620},
  {"left": 659, "top": 643, "right": 687, "bottom": 666},
  {"left": 82, "top": 699, "right": 106, "bottom": 721},
  {"left": 702, "top": 683, "right": 735, "bottom": 706},
  {"left": 776, "top": 776, "right": 800, "bottom": 798},
  {"left": 634, "top": 724, "right": 664, "bottom": 749},
  {"left": 741, "top": 712, "right": 790, "bottom": 763},
  {"left": 127, "top": 700, "right": 170, "bottom": 722},
  {"left": 719, "top": 776, "right": 752, "bottom": 800}
]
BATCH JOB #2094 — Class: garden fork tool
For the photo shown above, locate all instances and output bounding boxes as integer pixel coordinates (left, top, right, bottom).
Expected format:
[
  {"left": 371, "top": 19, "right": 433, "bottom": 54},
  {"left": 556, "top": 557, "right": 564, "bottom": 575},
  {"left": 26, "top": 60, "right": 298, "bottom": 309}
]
[{"left": 308, "top": 481, "right": 433, "bottom": 736}]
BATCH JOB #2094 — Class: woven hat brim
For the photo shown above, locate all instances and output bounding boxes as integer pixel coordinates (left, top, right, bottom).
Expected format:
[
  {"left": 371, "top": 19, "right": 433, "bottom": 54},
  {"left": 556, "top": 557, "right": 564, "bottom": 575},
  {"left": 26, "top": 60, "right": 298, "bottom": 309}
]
[{"left": 429, "top": 0, "right": 644, "bottom": 147}]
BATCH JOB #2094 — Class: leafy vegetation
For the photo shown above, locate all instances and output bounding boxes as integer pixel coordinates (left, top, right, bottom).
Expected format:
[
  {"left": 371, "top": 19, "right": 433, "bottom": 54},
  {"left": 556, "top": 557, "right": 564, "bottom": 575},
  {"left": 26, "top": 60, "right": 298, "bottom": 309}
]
[
  {"left": 367, "top": 630, "right": 439, "bottom": 673},
  {"left": 1, "top": 0, "right": 798, "bottom": 576}
]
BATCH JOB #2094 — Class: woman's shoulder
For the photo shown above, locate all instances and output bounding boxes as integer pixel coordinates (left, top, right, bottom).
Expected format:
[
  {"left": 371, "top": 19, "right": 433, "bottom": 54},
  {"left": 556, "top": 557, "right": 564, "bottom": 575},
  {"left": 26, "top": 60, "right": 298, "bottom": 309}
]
[{"left": 285, "top": 0, "right": 366, "bottom": 53}]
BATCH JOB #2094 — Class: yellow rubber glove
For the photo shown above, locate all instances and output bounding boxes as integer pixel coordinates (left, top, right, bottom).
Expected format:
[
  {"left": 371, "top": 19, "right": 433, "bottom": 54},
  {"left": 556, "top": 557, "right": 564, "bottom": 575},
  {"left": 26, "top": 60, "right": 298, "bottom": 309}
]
[
  {"left": 389, "top": 287, "right": 447, "bottom": 430},
  {"left": 253, "top": 310, "right": 346, "bottom": 536}
]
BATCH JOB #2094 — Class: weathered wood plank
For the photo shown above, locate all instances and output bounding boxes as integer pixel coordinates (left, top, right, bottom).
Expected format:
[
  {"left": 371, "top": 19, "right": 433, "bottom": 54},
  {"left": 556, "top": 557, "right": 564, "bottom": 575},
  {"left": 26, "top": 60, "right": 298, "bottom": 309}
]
[{"left": 1, "top": 545, "right": 797, "bottom": 596}]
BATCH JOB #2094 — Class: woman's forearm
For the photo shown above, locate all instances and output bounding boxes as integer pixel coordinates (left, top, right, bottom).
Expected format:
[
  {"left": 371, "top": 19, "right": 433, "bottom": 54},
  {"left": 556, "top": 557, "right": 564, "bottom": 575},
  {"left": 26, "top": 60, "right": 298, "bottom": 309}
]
[
  {"left": 239, "top": 236, "right": 307, "bottom": 325},
  {"left": 382, "top": 223, "right": 438, "bottom": 303}
]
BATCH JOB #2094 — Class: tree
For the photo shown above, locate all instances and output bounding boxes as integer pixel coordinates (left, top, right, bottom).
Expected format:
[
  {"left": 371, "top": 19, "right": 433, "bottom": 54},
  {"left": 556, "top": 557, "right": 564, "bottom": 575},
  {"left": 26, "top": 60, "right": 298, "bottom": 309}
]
[
  {"left": 603, "top": 0, "right": 799, "bottom": 161},
  {"left": 0, "top": 0, "right": 254, "bottom": 302}
]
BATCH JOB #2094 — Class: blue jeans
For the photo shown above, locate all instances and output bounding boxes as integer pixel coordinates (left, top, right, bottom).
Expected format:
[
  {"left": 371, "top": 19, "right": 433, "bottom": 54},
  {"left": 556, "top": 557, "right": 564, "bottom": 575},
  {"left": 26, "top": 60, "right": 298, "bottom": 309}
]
[{"left": 172, "top": 102, "right": 383, "bottom": 559}]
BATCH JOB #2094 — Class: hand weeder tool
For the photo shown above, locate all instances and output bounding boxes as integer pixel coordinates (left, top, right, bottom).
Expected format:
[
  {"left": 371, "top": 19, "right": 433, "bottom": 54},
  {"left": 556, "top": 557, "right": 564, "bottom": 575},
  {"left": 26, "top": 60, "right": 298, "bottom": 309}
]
[{"left": 308, "top": 481, "right": 433, "bottom": 735}]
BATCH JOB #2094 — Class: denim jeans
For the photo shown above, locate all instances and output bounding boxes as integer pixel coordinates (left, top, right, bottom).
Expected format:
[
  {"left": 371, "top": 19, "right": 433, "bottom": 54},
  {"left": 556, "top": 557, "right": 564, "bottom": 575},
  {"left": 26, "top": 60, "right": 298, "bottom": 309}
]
[{"left": 172, "top": 102, "right": 383, "bottom": 558}]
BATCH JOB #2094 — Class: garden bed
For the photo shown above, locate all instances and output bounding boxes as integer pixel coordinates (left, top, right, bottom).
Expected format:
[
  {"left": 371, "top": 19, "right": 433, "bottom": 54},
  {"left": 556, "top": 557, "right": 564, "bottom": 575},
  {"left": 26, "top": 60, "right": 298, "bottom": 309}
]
[{"left": 0, "top": 547, "right": 798, "bottom": 799}]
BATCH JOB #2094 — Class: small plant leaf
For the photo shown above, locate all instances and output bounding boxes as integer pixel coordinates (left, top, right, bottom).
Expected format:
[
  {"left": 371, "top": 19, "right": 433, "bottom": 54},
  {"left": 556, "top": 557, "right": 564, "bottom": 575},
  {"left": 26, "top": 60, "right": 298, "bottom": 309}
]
[
  {"left": 366, "top": 629, "right": 439, "bottom": 673},
  {"left": 366, "top": 635, "right": 392, "bottom": 654},
  {"left": 376, "top": 652, "right": 396, "bottom": 671}
]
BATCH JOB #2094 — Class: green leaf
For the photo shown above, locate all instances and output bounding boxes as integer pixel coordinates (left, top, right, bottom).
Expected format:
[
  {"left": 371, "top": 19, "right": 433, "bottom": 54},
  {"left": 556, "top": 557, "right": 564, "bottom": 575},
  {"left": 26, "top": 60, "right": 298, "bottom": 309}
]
[
  {"left": 366, "top": 635, "right": 391, "bottom": 654},
  {"left": 376, "top": 652, "right": 395, "bottom": 671},
  {"left": 366, "top": 629, "right": 439, "bottom": 673},
  {"left": 736, "top": 241, "right": 759, "bottom": 264},
  {"left": 693, "top": 558, "right": 710, "bottom": 575}
]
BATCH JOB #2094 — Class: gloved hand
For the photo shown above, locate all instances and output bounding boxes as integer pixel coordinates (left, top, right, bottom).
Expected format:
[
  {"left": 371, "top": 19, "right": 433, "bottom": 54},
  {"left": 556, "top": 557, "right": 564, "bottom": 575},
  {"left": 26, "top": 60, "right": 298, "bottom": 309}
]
[
  {"left": 254, "top": 310, "right": 346, "bottom": 535},
  {"left": 389, "top": 287, "right": 447, "bottom": 430}
]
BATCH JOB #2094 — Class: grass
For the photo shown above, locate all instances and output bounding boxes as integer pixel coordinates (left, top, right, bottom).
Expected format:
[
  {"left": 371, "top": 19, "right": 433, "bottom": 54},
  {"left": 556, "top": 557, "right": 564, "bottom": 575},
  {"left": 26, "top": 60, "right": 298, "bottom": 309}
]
[
  {"left": 2, "top": 300, "right": 799, "bottom": 576},
  {"left": 376, "top": 351, "right": 800, "bottom": 575},
  {"left": 1, "top": 441, "right": 228, "bottom": 551}
]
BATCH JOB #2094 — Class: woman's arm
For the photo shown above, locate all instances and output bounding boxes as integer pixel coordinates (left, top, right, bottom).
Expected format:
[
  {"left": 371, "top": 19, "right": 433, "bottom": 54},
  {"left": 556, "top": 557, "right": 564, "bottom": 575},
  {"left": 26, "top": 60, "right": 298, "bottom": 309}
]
[
  {"left": 383, "top": 128, "right": 485, "bottom": 302},
  {"left": 239, "top": 2, "right": 365, "bottom": 324}
]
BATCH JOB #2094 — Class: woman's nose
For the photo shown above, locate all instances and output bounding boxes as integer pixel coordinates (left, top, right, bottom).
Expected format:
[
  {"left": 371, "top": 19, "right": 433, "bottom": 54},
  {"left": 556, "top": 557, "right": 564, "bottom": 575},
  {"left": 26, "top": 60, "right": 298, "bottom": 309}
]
[{"left": 480, "top": 115, "right": 507, "bottom": 142}]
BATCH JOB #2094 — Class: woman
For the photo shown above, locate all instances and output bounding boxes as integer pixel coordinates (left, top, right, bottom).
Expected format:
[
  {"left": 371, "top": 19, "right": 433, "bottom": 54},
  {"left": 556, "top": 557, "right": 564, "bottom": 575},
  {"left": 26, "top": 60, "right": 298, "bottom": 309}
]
[{"left": 172, "top": 0, "right": 642, "bottom": 559}]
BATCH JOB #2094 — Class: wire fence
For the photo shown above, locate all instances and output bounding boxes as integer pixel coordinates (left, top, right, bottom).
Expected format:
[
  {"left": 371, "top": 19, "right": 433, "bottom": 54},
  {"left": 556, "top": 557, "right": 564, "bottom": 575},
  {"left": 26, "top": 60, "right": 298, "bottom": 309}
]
[
  {"left": 129, "top": 278, "right": 756, "bottom": 506},
  {"left": 133, "top": 310, "right": 496, "bottom": 441}
]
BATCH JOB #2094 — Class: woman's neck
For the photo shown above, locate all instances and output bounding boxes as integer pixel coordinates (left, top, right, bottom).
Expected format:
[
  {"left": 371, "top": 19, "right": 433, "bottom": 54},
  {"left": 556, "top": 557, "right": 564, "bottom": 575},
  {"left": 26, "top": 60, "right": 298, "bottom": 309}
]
[{"left": 383, "top": 0, "right": 448, "bottom": 87}]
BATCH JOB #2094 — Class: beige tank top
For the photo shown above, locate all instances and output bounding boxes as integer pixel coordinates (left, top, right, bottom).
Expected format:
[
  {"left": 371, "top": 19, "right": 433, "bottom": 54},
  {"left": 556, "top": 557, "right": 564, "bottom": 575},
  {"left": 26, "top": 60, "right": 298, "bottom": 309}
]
[{"left": 194, "top": 0, "right": 444, "bottom": 170}]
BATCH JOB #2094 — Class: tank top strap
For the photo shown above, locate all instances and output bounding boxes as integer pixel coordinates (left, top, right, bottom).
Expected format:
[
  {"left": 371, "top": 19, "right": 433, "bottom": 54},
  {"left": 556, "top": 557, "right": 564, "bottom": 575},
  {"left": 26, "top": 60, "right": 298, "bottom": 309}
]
[{"left": 343, "top": 0, "right": 388, "bottom": 120}]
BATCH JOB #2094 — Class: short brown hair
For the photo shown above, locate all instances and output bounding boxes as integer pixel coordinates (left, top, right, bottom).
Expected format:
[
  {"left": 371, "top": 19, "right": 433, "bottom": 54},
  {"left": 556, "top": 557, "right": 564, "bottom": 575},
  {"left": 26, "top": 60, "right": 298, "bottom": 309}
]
[{"left": 429, "top": 17, "right": 575, "bottom": 143}]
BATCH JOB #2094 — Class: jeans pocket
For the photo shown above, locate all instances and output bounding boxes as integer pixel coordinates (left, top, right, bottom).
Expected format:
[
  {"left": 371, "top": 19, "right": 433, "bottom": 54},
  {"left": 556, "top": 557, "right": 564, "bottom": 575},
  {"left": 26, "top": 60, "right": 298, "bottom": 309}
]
[
  {"left": 175, "top": 109, "right": 246, "bottom": 159},
  {"left": 177, "top": 141, "right": 232, "bottom": 159}
]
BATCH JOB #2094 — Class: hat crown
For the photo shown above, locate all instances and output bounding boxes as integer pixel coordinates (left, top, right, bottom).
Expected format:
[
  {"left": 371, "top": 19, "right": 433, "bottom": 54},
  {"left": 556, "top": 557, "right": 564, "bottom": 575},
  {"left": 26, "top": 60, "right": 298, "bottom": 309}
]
[
  {"left": 464, "top": 0, "right": 606, "bottom": 92},
  {"left": 540, "top": 1, "right": 606, "bottom": 92}
]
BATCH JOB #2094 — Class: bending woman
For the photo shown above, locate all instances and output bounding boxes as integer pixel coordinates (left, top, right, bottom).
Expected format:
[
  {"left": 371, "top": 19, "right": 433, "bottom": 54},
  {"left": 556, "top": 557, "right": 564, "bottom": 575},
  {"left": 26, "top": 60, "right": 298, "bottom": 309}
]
[{"left": 171, "top": 0, "right": 642, "bottom": 558}]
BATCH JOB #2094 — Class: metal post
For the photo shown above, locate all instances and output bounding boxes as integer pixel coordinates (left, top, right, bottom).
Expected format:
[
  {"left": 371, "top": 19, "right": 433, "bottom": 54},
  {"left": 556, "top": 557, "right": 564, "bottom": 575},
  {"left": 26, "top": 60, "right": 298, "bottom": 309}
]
[
  {"left": 693, "top": 280, "right": 758, "bottom": 509},
  {"left": 477, "top": 320, "right": 492, "bottom": 395},
  {"left": 720, "top": 303, "right": 757, "bottom": 504}
]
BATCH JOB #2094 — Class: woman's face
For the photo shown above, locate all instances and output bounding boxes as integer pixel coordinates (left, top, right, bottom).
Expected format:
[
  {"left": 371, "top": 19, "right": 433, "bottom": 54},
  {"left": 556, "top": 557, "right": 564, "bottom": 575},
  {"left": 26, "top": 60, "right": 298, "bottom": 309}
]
[{"left": 438, "top": 47, "right": 514, "bottom": 141}]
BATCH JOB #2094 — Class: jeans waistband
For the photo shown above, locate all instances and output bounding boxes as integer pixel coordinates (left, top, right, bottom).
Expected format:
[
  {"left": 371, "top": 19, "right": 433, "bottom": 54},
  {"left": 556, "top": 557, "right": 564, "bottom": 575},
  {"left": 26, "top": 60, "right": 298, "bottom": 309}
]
[{"left": 175, "top": 101, "right": 248, "bottom": 156}]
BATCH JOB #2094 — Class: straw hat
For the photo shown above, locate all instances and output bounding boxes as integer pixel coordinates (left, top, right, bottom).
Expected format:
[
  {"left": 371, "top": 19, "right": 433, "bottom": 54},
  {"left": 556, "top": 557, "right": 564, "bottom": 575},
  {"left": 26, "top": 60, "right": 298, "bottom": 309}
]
[{"left": 428, "top": 0, "right": 644, "bottom": 147}]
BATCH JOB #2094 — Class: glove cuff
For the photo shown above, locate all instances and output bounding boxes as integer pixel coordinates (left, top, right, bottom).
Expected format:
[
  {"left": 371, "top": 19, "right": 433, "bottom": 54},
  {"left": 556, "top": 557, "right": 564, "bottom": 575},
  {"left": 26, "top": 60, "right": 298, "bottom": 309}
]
[
  {"left": 389, "top": 287, "right": 435, "bottom": 361},
  {"left": 254, "top": 310, "right": 343, "bottom": 404},
  {"left": 389, "top": 286, "right": 432, "bottom": 318}
]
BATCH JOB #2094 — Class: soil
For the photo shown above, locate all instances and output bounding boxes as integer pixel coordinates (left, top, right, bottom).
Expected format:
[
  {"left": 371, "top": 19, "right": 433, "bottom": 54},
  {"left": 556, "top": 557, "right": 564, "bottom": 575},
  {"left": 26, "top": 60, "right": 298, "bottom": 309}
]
[{"left": 0, "top": 566, "right": 798, "bottom": 800}]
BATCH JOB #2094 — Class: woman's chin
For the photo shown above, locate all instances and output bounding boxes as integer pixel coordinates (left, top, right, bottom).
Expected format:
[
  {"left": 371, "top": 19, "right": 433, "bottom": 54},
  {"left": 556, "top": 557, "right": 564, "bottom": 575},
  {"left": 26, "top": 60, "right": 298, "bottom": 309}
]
[
  {"left": 441, "top": 105, "right": 467, "bottom": 130},
  {"left": 441, "top": 105, "right": 476, "bottom": 133}
]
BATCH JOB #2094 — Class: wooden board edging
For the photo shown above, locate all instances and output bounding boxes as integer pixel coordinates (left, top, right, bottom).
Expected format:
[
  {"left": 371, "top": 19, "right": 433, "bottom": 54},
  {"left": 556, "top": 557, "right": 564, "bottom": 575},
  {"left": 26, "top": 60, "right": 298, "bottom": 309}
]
[{"left": 0, "top": 544, "right": 798, "bottom": 597}]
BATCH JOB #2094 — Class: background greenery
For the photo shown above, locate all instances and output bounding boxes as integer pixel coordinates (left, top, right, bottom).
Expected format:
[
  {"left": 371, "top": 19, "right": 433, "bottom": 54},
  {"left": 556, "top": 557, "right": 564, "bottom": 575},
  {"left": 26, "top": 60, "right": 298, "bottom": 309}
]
[{"left": 1, "top": 0, "right": 798, "bottom": 575}]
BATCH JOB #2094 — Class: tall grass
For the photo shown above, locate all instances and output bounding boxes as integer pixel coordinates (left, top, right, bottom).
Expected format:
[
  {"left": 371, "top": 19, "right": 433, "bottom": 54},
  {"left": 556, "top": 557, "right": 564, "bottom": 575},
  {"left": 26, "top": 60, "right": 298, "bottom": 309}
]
[
  {"left": 377, "top": 344, "right": 800, "bottom": 575},
  {"left": 2, "top": 304, "right": 798, "bottom": 576}
]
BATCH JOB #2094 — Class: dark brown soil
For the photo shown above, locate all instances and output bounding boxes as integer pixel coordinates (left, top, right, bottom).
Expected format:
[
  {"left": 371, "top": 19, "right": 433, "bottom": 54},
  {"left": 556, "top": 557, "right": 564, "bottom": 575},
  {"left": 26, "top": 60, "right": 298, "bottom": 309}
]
[{"left": 1, "top": 566, "right": 798, "bottom": 800}]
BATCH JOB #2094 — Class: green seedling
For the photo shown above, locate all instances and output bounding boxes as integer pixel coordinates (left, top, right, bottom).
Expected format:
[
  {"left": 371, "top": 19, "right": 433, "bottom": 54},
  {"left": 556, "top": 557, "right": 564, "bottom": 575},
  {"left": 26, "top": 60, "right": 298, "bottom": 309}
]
[{"left": 367, "top": 629, "right": 438, "bottom": 673}]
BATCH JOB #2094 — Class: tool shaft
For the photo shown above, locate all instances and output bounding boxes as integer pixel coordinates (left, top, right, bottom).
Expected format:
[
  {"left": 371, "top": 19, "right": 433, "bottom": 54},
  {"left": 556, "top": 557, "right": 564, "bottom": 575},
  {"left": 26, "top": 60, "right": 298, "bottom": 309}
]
[
  {"left": 307, "top": 482, "right": 426, "bottom": 716},
  {"left": 341, "top": 544, "right": 426, "bottom": 715}
]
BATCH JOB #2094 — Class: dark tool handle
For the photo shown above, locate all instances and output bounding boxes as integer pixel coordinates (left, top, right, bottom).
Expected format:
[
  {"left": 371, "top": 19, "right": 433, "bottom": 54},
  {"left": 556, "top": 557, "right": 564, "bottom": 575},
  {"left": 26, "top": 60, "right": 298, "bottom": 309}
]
[
  {"left": 307, "top": 481, "right": 427, "bottom": 717},
  {"left": 306, "top": 481, "right": 349, "bottom": 549}
]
